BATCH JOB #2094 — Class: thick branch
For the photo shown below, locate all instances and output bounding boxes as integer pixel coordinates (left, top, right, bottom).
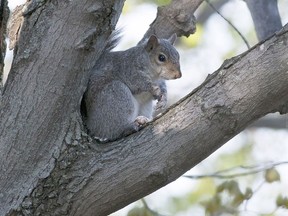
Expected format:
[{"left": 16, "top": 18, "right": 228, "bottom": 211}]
[
  {"left": 2, "top": 0, "right": 288, "bottom": 215},
  {"left": 73, "top": 26, "right": 288, "bottom": 215},
  {"left": 14, "top": 24, "right": 288, "bottom": 216},
  {"left": 139, "top": 0, "right": 204, "bottom": 43},
  {"left": 245, "top": 0, "right": 282, "bottom": 41},
  {"left": 250, "top": 114, "right": 288, "bottom": 129}
]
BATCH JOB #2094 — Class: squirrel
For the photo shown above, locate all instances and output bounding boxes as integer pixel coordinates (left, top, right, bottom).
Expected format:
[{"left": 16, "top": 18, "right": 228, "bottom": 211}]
[{"left": 83, "top": 33, "right": 182, "bottom": 142}]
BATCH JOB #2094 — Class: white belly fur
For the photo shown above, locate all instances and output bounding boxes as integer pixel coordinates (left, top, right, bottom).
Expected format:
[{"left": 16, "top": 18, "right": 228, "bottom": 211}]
[{"left": 133, "top": 92, "right": 153, "bottom": 119}]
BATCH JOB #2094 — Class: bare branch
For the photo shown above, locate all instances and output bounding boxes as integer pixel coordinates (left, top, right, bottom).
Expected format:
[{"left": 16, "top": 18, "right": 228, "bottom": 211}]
[
  {"left": 205, "top": 0, "right": 250, "bottom": 49},
  {"left": 250, "top": 114, "right": 288, "bottom": 129},
  {"left": 184, "top": 161, "right": 288, "bottom": 179},
  {"left": 245, "top": 0, "right": 282, "bottom": 41},
  {"left": 141, "top": 199, "right": 165, "bottom": 216},
  {"left": 17, "top": 24, "right": 288, "bottom": 216},
  {"left": 139, "top": 0, "right": 204, "bottom": 43}
]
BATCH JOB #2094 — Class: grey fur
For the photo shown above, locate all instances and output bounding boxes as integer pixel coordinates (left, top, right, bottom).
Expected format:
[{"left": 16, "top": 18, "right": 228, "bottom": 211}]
[{"left": 84, "top": 35, "right": 181, "bottom": 141}]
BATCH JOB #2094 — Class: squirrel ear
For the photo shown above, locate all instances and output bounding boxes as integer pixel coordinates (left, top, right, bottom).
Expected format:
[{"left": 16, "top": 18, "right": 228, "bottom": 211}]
[
  {"left": 145, "top": 35, "right": 159, "bottom": 51},
  {"left": 168, "top": 33, "right": 177, "bottom": 45}
]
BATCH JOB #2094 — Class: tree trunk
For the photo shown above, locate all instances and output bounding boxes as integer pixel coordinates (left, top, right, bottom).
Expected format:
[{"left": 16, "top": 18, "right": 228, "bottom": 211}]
[
  {"left": 0, "top": 0, "right": 125, "bottom": 215},
  {"left": 1, "top": 0, "right": 288, "bottom": 215}
]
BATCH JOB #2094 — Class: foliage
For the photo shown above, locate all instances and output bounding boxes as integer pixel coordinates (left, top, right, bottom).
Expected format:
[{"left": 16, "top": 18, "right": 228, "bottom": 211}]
[
  {"left": 125, "top": 164, "right": 288, "bottom": 216},
  {"left": 118, "top": 135, "right": 288, "bottom": 216}
]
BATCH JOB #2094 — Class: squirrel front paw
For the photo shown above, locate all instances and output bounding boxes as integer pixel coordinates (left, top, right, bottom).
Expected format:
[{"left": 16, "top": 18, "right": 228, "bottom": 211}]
[
  {"left": 134, "top": 116, "right": 150, "bottom": 130},
  {"left": 152, "top": 85, "right": 162, "bottom": 101},
  {"left": 155, "top": 94, "right": 167, "bottom": 111},
  {"left": 151, "top": 84, "right": 167, "bottom": 111}
]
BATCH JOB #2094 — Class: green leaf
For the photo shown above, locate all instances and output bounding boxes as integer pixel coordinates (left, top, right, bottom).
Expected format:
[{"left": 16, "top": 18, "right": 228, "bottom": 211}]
[
  {"left": 202, "top": 195, "right": 222, "bottom": 214},
  {"left": 276, "top": 195, "right": 284, "bottom": 207},
  {"left": 276, "top": 195, "right": 288, "bottom": 209},
  {"left": 244, "top": 187, "right": 253, "bottom": 200},
  {"left": 156, "top": 0, "right": 171, "bottom": 6},
  {"left": 227, "top": 180, "right": 241, "bottom": 195},
  {"left": 264, "top": 168, "right": 281, "bottom": 183},
  {"left": 127, "top": 207, "right": 153, "bottom": 216},
  {"left": 232, "top": 193, "right": 245, "bottom": 207}
]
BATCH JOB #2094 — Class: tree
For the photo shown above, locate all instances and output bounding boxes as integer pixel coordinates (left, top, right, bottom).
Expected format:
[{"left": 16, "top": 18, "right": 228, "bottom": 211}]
[{"left": 0, "top": 0, "right": 287, "bottom": 215}]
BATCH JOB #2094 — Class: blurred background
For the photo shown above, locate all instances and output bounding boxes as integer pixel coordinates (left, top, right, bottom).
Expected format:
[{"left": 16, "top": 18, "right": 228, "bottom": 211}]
[{"left": 5, "top": 0, "right": 288, "bottom": 215}]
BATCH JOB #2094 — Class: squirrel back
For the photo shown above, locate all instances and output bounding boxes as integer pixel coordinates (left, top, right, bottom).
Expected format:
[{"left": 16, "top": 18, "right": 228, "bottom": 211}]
[{"left": 84, "top": 33, "right": 181, "bottom": 141}]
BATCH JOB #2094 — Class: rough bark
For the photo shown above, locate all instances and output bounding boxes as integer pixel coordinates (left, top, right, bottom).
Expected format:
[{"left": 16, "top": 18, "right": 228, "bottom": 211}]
[
  {"left": 7, "top": 24, "right": 288, "bottom": 216},
  {"left": 7, "top": 4, "right": 25, "bottom": 51},
  {"left": 1, "top": 0, "right": 288, "bottom": 216},
  {"left": 0, "top": 0, "right": 9, "bottom": 87},
  {"left": 0, "top": 0, "right": 124, "bottom": 215},
  {"left": 139, "top": 0, "right": 203, "bottom": 42},
  {"left": 245, "top": 0, "right": 282, "bottom": 41}
]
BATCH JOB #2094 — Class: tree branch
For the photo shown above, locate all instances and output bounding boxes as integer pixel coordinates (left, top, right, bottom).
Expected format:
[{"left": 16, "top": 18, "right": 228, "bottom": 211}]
[
  {"left": 12, "top": 24, "right": 288, "bottom": 216},
  {"left": 1, "top": 0, "right": 288, "bottom": 215},
  {"left": 245, "top": 0, "right": 282, "bottom": 41},
  {"left": 205, "top": 0, "right": 250, "bottom": 49},
  {"left": 184, "top": 161, "right": 288, "bottom": 179},
  {"left": 139, "top": 0, "right": 204, "bottom": 42},
  {"left": 250, "top": 113, "right": 288, "bottom": 129},
  {"left": 77, "top": 27, "right": 288, "bottom": 215},
  {"left": 0, "top": 0, "right": 9, "bottom": 91}
]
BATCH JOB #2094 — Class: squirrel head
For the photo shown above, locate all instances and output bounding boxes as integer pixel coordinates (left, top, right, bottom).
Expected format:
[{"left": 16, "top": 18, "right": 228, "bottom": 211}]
[{"left": 145, "top": 34, "right": 182, "bottom": 80}]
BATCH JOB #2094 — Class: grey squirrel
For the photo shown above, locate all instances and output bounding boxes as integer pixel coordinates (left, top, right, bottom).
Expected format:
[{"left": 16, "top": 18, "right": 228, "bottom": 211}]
[{"left": 83, "top": 33, "right": 181, "bottom": 141}]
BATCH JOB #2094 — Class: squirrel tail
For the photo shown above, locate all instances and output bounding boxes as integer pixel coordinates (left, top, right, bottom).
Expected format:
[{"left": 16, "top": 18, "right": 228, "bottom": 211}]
[{"left": 105, "top": 29, "right": 122, "bottom": 51}]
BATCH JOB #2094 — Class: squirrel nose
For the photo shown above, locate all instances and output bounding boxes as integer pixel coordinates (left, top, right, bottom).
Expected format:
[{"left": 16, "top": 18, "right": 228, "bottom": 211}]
[
  {"left": 175, "top": 64, "right": 181, "bottom": 78},
  {"left": 175, "top": 70, "right": 182, "bottom": 79}
]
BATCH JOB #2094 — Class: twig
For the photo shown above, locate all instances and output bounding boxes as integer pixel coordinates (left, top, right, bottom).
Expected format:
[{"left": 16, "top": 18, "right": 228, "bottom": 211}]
[
  {"left": 244, "top": 180, "right": 265, "bottom": 210},
  {"left": 141, "top": 198, "right": 168, "bottom": 216},
  {"left": 205, "top": 0, "right": 251, "bottom": 49},
  {"left": 184, "top": 161, "right": 288, "bottom": 179}
]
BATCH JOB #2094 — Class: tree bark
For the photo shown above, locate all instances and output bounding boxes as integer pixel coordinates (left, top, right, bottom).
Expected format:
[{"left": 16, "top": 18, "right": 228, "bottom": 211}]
[
  {"left": 139, "top": 0, "right": 203, "bottom": 43},
  {"left": 6, "top": 24, "right": 288, "bottom": 216},
  {"left": 0, "top": 0, "right": 9, "bottom": 90},
  {"left": 0, "top": 0, "right": 124, "bottom": 215},
  {"left": 1, "top": 0, "right": 288, "bottom": 216}
]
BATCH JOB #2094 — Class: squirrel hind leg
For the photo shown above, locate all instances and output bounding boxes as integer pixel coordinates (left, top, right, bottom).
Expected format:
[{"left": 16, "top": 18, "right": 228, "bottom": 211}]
[
  {"left": 95, "top": 116, "right": 150, "bottom": 142},
  {"left": 86, "top": 80, "right": 140, "bottom": 141}
]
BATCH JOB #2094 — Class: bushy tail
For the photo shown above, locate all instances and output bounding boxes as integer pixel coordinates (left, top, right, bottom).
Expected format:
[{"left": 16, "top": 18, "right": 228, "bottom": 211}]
[{"left": 105, "top": 29, "right": 122, "bottom": 51}]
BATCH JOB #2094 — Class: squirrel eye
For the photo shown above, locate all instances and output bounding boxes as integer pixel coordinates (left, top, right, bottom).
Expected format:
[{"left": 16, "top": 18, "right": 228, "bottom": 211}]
[{"left": 158, "top": 54, "right": 166, "bottom": 62}]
